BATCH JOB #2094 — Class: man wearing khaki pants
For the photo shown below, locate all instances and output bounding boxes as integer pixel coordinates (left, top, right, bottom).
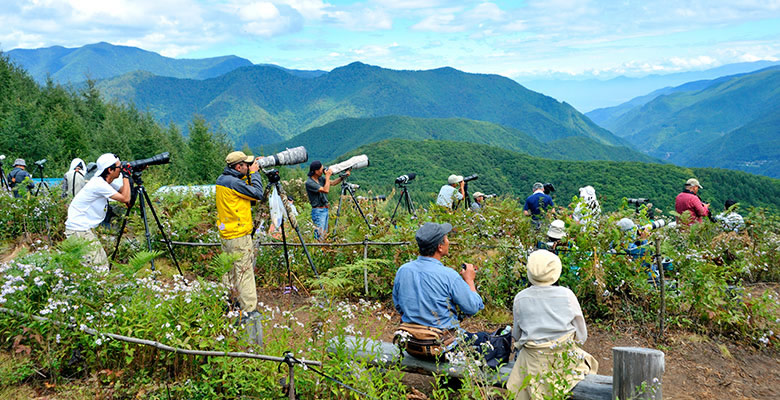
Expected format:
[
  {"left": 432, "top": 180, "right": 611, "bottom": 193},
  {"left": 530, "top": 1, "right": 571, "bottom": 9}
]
[{"left": 216, "top": 151, "right": 266, "bottom": 346}]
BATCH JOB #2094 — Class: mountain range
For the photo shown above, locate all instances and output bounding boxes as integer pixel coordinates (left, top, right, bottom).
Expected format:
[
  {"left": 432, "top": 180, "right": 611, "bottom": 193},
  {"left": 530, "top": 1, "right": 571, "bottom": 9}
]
[
  {"left": 268, "top": 115, "right": 655, "bottom": 164},
  {"left": 95, "top": 61, "right": 625, "bottom": 148},
  {"left": 520, "top": 60, "right": 780, "bottom": 112},
  {"left": 585, "top": 66, "right": 780, "bottom": 178},
  {"left": 5, "top": 42, "right": 324, "bottom": 83}
]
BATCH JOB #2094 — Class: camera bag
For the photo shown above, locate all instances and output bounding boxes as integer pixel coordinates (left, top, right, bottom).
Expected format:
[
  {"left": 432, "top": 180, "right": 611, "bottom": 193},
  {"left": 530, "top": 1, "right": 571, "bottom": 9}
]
[{"left": 393, "top": 322, "right": 456, "bottom": 360}]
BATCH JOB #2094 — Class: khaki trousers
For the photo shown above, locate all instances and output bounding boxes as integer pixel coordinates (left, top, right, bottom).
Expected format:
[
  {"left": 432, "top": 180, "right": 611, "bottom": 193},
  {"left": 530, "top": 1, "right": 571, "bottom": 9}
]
[
  {"left": 221, "top": 234, "right": 257, "bottom": 313},
  {"left": 507, "top": 332, "right": 599, "bottom": 400},
  {"left": 64, "top": 229, "right": 109, "bottom": 270}
]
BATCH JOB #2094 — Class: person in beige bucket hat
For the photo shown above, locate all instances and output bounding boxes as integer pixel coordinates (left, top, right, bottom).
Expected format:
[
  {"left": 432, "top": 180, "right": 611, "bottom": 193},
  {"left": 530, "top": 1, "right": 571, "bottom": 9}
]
[{"left": 507, "top": 250, "right": 598, "bottom": 399}]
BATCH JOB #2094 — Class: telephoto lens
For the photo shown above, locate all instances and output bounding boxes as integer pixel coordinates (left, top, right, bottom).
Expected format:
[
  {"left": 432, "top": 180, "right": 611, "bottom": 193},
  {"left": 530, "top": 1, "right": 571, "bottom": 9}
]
[
  {"left": 463, "top": 174, "right": 478, "bottom": 182},
  {"left": 128, "top": 152, "right": 170, "bottom": 170},
  {"left": 257, "top": 146, "right": 308, "bottom": 169},
  {"left": 641, "top": 219, "right": 666, "bottom": 230},
  {"left": 328, "top": 154, "right": 369, "bottom": 175},
  {"left": 395, "top": 173, "right": 416, "bottom": 184}
]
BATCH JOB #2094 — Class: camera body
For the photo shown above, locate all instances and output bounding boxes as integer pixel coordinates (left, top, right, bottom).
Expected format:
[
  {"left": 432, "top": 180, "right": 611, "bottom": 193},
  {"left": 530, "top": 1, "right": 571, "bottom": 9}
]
[
  {"left": 265, "top": 169, "right": 281, "bottom": 184},
  {"left": 395, "top": 173, "right": 416, "bottom": 185},
  {"left": 345, "top": 183, "right": 360, "bottom": 191},
  {"left": 543, "top": 182, "right": 555, "bottom": 195},
  {"left": 463, "top": 174, "right": 478, "bottom": 183}
]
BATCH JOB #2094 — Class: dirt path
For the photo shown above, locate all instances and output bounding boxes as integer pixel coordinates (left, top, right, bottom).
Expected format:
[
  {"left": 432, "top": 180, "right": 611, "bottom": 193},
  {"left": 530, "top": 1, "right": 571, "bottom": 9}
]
[{"left": 257, "top": 289, "right": 779, "bottom": 400}]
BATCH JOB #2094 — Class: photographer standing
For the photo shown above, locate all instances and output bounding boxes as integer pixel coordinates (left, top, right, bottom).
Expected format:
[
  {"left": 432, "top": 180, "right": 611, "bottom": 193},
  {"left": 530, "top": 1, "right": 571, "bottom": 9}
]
[
  {"left": 523, "top": 182, "right": 554, "bottom": 228},
  {"left": 65, "top": 153, "right": 130, "bottom": 269},
  {"left": 216, "top": 151, "right": 265, "bottom": 345},
  {"left": 436, "top": 174, "right": 465, "bottom": 209},
  {"left": 62, "top": 158, "right": 86, "bottom": 198},
  {"left": 6, "top": 158, "right": 34, "bottom": 197},
  {"left": 305, "top": 160, "right": 349, "bottom": 241},
  {"left": 674, "top": 178, "right": 709, "bottom": 225}
]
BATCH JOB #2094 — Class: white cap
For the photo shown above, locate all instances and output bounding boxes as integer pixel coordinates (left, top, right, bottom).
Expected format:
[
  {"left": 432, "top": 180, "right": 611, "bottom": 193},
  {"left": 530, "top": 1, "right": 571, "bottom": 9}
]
[
  {"left": 96, "top": 153, "right": 120, "bottom": 176},
  {"left": 448, "top": 174, "right": 463, "bottom": 185}
]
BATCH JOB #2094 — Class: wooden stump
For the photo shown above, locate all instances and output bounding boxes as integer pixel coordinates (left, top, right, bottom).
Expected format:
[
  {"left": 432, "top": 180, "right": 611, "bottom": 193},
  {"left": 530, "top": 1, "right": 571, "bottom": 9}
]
[{"left": 612, "top": 347, "right": 664, "bottom": 399}]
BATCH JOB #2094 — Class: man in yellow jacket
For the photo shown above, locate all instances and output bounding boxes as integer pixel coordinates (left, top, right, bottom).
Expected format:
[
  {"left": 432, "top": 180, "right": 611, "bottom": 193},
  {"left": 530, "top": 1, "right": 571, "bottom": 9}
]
[{"left": 216, "top": 151, "right": 266, "bottom": 346}]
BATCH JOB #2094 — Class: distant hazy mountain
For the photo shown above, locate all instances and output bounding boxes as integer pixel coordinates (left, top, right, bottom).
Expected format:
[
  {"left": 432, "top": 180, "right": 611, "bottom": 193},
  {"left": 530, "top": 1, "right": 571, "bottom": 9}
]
[
  {"left": 596, "top": 67, "right": 780, "bottom": 178},
  {"left": 5, "top": 42, "right": 325, "bottom": 83},
  {"left": 97, "top": 62, "right": 626, "bottom": 148},
  {"left": 267, "top": 115, "right": 656, "bottom": 164},
  {"left": 335, "top": 139, "right": 780, "bottom": 211},
  {"left": 520, "top": 60, "right": 780, "bottom": 112}
]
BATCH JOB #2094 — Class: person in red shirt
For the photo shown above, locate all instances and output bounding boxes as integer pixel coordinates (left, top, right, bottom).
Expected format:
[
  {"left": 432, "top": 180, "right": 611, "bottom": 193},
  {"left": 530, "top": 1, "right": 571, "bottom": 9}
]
[{"left": 675, "top": 178, "right": 709, "bottom": 224}]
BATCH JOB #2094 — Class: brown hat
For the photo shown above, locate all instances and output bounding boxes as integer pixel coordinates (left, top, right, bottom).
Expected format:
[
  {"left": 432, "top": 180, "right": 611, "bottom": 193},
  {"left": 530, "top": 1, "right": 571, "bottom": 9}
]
[
  {"left": 226, "top": 151, "right": 255, "bottom": 165},
  {"left": 527, "top": 249, "right": 562, "bottom": 286}
]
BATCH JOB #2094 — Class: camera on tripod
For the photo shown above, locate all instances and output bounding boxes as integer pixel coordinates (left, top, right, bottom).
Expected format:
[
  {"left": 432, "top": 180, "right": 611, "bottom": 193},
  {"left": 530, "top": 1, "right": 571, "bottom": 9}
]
[
  {"left": 463, "top": 174, "right": 478, "bottom": 183},
  {"left": 395, "top": 173, "right": 416, "bottom": 185},
  {"left": 627, "top": 197, "right": 655, "bottom": 219},
  {"left": 327, "top": 154, "right": 369, "bottom": 175},
  {"left": 35, "top": 159, "right": 47, "bottom": 168},
  {"left": 484, "top": 193, "right": 497, "bottom": 199},
  {"left": 627, "top": 198, "right": 649, "bottom": 206},
  {"left": 122, "top": 152, "right": 171, "bottom": 177}
]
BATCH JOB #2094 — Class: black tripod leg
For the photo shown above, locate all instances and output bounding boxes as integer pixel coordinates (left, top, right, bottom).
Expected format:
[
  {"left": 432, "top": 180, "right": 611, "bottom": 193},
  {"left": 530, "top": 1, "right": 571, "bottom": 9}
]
[
  {"left": 137, "top": 188, "right": 155, "bottom": 270},
  {"left": 391, "top": 189, "right": 404, "bottom": 221},
  {"left": 346, "top": 186, "right": 372, "bottom": 232},
  {"left": 111, "top": 202, "right": 135, "bottom": 264},
  {"left": 141, "top": 189, "right": 185, "bottom": 278},
  {"left": 280, "top": 217, "right": 292, "bottom": 290}
]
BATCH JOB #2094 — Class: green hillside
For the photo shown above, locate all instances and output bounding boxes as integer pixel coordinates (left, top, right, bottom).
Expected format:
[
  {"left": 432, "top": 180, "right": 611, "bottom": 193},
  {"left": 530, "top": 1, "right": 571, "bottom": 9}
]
[
  {"left": 332, "top": 139, "right": 780, "bottom": 212},
  {"left": 266, "top": 115, "right": 656, "bottom": 164},
  {"left": 97, "top": 62, "right": 627, "bottom": 148},
  {"left": 603, "top": 67, "right": 780, "bottom": 176}
]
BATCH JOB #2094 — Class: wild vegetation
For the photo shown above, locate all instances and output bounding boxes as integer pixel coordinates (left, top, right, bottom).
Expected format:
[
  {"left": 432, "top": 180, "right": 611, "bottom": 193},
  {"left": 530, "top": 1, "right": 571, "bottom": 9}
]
[{"left": 0, "top": 175, "right": 777, "bottom": 398}]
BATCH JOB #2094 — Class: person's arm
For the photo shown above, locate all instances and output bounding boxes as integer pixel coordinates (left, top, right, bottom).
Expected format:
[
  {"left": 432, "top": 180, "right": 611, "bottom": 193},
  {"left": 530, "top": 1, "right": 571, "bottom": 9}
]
[
  {"left": 330, "top": 169, "right": 350, "bottom": 186},
  {"left": 228, "top": 163, "right": 266, "bottom": 201},
  {"left": 318, "top": 169, "right": 333, "bottom": 194},
  {"left": 693, "top": 198, "right": 709, "bottom": 218},
  {"left": 109, "top": 177, "right": 131, "bottom": 204},
  {"left": 458, "top": 181, "right": 465, "bottom": 198},
  {"left": 451, "top": 265, "right": 484, "bottom": 316},
  {"left": 568, "top": 290, "right": 587, "bottom": 343},
  {"left": 523, "top": 198, "right": 531, "bottom": 216}
]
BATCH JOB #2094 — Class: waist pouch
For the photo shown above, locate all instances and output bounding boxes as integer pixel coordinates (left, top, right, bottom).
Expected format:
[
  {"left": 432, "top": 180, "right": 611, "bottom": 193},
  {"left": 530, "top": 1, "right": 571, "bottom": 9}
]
[{"left": 393, "top": 322, "right": 456, "bottom": 360}]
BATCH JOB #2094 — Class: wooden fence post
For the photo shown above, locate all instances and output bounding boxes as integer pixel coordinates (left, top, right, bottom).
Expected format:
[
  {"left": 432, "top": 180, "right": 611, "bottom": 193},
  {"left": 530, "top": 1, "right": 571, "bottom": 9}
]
[{"left": 613, "top": 347, "right": 664, "bottom": 399}]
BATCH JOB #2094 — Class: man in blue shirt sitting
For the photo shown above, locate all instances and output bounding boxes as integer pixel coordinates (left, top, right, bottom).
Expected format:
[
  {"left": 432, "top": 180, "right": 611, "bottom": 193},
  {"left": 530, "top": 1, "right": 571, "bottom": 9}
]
[
  {"left": 523, "top": 182, "right": 554, "bottom": 228},
  {"left": 393, "top": 222, "right": 488, "bottom": 358}
]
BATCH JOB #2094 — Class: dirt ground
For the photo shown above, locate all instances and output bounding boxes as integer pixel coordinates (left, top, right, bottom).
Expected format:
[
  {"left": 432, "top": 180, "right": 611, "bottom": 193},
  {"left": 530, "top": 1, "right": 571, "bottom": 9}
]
[{"left": 257, "top": 288, "right": 779, "bottom": 400}]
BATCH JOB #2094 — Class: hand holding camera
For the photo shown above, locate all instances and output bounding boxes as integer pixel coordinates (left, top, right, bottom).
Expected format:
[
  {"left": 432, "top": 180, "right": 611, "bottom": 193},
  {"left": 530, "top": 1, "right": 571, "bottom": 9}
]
[{"left": 460, "top": 262, "right": 477, "bottom": 281}]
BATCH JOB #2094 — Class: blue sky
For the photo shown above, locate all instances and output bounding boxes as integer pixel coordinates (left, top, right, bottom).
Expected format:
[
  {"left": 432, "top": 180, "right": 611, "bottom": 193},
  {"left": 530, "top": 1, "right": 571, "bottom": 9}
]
[{"left": 2, "top": 0, "right": 779, "bottom": 80}]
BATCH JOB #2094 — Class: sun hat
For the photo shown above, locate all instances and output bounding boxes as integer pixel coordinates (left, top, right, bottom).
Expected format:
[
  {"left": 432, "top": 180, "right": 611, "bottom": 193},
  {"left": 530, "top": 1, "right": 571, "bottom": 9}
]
[
  {"left": 95, "top": 153, "right": 120, "bottom": 176},
  {"left": 685, "top": 178, "right": 702, "bottom": 189},
  {"left": 226, "top": 151, "right": 255, "bottom": 166},
  {"left": 547, "top": 219, "right": 567, "bottom": 239},
  {"left": 415, "top": 222, "right": 453, "bottom": 252},
  {"left": 617, "top": 218, "right": 636, "bottom": 231},
  {"left": 13, "top": 158, "right": 26, "bottom": 167},
  {"left": 527, "top": 249, "right": 562, "bottom": 286},
  {"left": 473, "top": 191, "right": 485, "bottom": 198},
  {"left": 448, "top": 174, "right": 463, "bottom": 185}
]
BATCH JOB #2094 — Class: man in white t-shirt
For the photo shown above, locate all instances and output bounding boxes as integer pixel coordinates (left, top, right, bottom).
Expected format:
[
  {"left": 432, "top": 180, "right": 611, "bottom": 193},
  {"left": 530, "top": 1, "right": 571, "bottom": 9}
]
[
  {"left": 65, "top": 153, "right": 131, "bottom": 269},
  {"left": 436, "top": 174, "right": 465, "bottom": 209}
]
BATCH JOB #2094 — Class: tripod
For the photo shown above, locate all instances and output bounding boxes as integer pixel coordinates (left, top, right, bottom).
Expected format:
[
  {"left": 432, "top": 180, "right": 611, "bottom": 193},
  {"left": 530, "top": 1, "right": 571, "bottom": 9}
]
[
  {"left": 261, "top": 170, "right": 325, "bottom": 296},
  {"left": 111, "top": 171, "right": 184, "bottom": 276},
  {"left": 34, "top": 164, "right": 50, "bottom": 196},
  {"left": 390, "top": 183, "right": 416, "bottom": 222},
  {"left": 460, "top": 182, "right": 472, "bottom": 210},
  {"left": 0, "top": 159, "right": 10, "bottom": 192},
  {"left": 332, "top": 174, "right": 372, "bottom": 233}
]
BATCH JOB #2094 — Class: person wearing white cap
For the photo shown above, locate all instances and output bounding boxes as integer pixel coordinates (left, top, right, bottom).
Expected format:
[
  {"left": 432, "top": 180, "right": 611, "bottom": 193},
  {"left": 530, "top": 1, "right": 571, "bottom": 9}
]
[
  {"left": 61, "top": 158, "right": 86, "bottom": 198},
  {"left": 6, "top": 158, "right": 34, "bottom": 197},
  {"left": 674, "top": 178, "right": 709, "bottom": 225},
  {"left": 572, "top": 185, "right": 600, "bottom": 224},
  {"left": 436, "top": 174, "right": 465, "bottom": 209},
  {"left": 507, "top": 250, "right": 598, "bottom": 400},
  {"left": 65, "top": 153, "right": 131, "bottom": 269},
  {"left": 539, "top": 219, "right": 569, "bottom": 253},
  {"left": 470, "top": 191, "right": 486, "bottom": 211}
]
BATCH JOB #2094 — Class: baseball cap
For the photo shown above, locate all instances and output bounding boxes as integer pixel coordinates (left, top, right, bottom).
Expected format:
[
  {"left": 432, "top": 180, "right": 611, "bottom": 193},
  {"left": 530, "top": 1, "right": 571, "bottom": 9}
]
[
  {"left": 473, "top": 191, "right": 485, "bottom": 198},
  {"left": 226, "top": 151, "right": 255, "bottom": 165},
  {"left": 96, "top": 153, "right": 120, "bottom": 176},
  {"left": 686, "top": 178, "right": 702, "bottom": 189},
  {"left": 448, "top": 174, "right": 463, "bottom": 185},
  {"left": 415, "top": 222, "right": 453, "bottom": 251}
]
